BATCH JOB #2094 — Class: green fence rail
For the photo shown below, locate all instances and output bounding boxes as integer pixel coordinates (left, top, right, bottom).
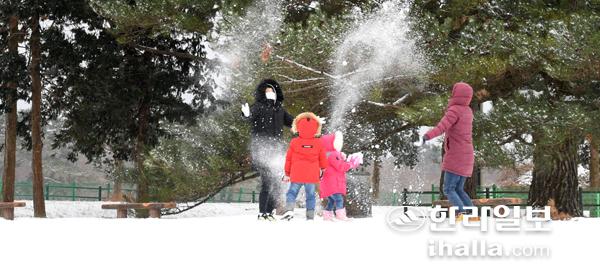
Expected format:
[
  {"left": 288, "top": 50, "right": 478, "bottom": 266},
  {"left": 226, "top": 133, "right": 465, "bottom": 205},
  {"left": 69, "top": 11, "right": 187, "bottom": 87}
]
[
  {"left": 3, "top": 181, "right": 600, "bottom": 217},
  {"left": 207, "top": 184, "right": 600, "bottom": 218},
  {"left": 0, "top": 181, "right": 136, "bottom": 201}
]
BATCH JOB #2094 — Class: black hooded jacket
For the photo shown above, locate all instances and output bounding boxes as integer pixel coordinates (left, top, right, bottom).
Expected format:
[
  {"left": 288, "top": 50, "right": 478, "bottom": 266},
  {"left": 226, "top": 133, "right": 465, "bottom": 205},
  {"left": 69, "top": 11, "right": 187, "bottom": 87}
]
[{"left": 246, "top": 79, "right": 293, "bottom": 138}]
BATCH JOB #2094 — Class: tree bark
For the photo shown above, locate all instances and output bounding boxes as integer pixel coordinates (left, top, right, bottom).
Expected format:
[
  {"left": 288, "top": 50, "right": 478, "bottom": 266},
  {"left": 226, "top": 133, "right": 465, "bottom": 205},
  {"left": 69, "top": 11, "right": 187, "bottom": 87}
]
[
  {"left": 29, "top": 11, "right": 46, "bottom": 217},
  {"left": 135, "top": 101, "right": 150, "bottom": 203},
  {"left": 528, "top": 134, "right": 582, "bottom": 218},
  {"left": 589, "top": 135, "right": 600, "bottom": 189},
  {"left": 110, "top": 159, "right": 125, "bottom": 201},
  {"left": 371, "top": 158, "right": 381, "bottom": 201},
  {"left": 2, "top": 15, "right": 19, "bottom": 220},
  {"left": 464, "top": 99, "right": 482, "bottom": 198},
  {"left": 464, "top": 165, "right": 480, "bottom": 198}
]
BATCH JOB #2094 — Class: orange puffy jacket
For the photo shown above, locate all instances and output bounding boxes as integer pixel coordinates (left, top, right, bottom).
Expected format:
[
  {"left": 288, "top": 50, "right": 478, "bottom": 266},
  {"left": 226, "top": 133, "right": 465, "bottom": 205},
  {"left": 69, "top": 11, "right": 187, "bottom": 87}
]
[{"left": 284, "top": 112, "right": 328, "bottom": 183}]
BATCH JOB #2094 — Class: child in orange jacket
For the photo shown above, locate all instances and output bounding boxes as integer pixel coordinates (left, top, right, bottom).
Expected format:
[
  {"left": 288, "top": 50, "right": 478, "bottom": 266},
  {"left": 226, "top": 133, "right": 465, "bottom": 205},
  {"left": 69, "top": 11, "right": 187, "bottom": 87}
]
[{"left": 282, "top": 112, "right": 328, "bottom": 220}]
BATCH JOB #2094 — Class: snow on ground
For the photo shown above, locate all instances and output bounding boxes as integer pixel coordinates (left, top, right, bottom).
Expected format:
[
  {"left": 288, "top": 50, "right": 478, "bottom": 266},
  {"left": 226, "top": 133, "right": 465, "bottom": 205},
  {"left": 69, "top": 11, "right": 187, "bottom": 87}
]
[
  {"left": 1, "top": 201, "right": 600, "bottom": 274},
  {"left": 13, "top": 200, "right": 258, "bottom": 218}
]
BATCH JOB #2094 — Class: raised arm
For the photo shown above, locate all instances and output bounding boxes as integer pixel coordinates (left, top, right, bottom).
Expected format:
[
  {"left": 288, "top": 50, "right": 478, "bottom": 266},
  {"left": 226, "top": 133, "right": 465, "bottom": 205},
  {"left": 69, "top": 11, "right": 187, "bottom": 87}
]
[
  {"left": 327, "top": 152, "right": 351, "bottom": 172},
  {"left": 425, "top": 106, "right": 459, "bottom": 140}
]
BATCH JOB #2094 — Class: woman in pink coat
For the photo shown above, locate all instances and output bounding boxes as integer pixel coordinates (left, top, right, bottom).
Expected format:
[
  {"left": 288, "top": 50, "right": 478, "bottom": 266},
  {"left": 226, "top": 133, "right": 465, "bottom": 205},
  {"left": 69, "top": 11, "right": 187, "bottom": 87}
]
[
  {"left": 320, "top": 131, "right": 362, "bottom": 221},
  {"left": 423, "top": 82, "right": 475, "bottom": 218}
]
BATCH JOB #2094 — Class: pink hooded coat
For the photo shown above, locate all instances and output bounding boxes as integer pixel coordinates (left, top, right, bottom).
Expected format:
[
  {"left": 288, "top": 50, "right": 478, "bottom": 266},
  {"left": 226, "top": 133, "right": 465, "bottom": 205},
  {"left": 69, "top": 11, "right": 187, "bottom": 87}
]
[
  {"left": 424, "top": 82, "right": 475, "bottom": 177},
  {"left": 319, "top": 133, "right": 351, "bottom": 198}
]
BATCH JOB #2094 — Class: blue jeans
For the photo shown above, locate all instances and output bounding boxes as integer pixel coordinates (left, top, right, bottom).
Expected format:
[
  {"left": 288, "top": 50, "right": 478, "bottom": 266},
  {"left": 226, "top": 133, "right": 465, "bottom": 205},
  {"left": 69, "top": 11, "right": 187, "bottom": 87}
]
[
  {"left": 286, "top": 183, "right": 316, "bottom": 210},
  {"left": 325, "top": 194, "right": 344, "bottom": 211},
  {"left": 443, "top": 171, "right": 474, "bottom": 213}
]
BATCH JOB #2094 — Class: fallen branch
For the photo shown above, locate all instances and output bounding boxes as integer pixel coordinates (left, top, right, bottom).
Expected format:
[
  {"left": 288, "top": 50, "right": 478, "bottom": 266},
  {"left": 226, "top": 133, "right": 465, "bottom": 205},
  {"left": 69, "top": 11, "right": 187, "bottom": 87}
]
[
  {"left": 364, "top": 100, "right": 401, "bottom": 110},
  {"left": 393, "top": 94, "right": 410, "bottom": 105},
  {"left": 162, "top": 171, "right": 259, "bottom": 216}
]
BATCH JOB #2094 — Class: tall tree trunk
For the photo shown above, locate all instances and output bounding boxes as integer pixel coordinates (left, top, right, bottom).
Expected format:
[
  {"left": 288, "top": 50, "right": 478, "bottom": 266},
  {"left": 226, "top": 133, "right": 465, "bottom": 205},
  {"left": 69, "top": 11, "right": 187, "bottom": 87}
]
[
  {"left": 464, "top": 164, "right": 480, "bottom": 198},
  {"left": 589, "top": 135, "right": 600, "bottom": 189},
  {"left": 30, "top": 11, "right": 46, "bottom": 217},
  {"left": 464, "top": 99, "right": 482, "bottom": 198},
  {"left": 529, "top": 134, "right": 582, "bottom": 218},
  {"left": 135, "top": 101, "right": 150, "bottom": 203},
  {"left": 110, "top": 159, "right": 125, "bottom": 201},
  {"left": 371, "top": 158, "right": 381, "bottom": 201},
  {"left": 2, "top": 15, "right": 19, "bottom": 220}
]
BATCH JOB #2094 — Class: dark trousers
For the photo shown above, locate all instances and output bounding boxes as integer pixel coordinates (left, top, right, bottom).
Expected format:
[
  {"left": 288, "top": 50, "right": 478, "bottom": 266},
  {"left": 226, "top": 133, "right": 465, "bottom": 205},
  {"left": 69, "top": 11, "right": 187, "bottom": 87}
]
[{"left": 258, "top": 168, "right": 277, "bottom": 214}]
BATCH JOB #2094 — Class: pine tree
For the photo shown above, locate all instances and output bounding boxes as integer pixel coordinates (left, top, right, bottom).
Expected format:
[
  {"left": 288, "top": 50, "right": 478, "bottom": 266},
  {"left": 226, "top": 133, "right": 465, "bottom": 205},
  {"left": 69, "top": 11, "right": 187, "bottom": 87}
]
[
  {"left": 45, "top": 0, "right": 221, "bottom": 205},
  {"left": 0, "top": 1, "right": 29, "bottom": 219},
  {"left": 406, "top": 0, "right": 600, "bottom": 217}
]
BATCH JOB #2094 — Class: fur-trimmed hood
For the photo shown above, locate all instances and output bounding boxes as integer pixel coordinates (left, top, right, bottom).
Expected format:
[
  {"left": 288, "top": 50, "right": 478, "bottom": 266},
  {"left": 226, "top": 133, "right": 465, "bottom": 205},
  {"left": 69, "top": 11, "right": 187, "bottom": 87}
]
[
  {"left": 291, "top": 112, "right": 323, "bottom": 139},
  {"left": 254, "top": 79, "right": 284, "bottom": 104}
]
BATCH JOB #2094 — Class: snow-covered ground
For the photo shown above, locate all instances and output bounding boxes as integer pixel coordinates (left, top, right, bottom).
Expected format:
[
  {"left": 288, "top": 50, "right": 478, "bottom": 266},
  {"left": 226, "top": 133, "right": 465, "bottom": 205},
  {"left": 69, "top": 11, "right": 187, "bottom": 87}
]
[
  {"left": 1, "top": 201, "right": 599, "bottom": 274},
  {"left": 12, "top": 200, "right": 259, "bottom": 218}
]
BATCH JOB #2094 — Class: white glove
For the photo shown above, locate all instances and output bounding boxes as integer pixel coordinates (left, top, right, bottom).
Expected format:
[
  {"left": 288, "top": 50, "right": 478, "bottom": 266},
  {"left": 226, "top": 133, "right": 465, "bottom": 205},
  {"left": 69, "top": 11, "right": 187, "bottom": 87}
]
[{"left": 241, "top": 103, "right": 250, "bottom": 117}]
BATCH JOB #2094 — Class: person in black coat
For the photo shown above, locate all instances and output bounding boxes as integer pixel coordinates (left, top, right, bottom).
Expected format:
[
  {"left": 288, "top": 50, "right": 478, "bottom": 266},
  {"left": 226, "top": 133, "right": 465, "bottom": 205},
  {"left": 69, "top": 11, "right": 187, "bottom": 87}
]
[{"left": 242, "top": 79, "right": 293, "bottom": 220}]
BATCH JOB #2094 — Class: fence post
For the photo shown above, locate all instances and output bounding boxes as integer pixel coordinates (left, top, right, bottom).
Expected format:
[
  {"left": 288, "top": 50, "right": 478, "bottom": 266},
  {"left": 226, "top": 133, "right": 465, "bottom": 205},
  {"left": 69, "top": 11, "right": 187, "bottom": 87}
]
[
  {"left": 492, "top": 184, "right": 497, "bottom": 198},
  {"left": 98, "top": 186, "right": 103, "bottom": 201},
  {"left": 71, "top": 181, "right": 76, "bottom": 201},
  {"left": 431, "top": 184, "right": 435, "bottom": 203},
  {"left": 251, "top": 191, "right": 256, "bottom": 203},
  {"left": 107, "top": 183, "right": 112, "bottom": 199},
  {"left": 45, "top": 184, "right": 50, "bottom": 200},
  {"left": 238, "top": 188, "right": 243, "bottom": 203},
  {"left": 402, "top": 188, "right": 408, "bottom": 206},
  {"left": 485, "top": 187, "right": 490, "bottom": 199}
]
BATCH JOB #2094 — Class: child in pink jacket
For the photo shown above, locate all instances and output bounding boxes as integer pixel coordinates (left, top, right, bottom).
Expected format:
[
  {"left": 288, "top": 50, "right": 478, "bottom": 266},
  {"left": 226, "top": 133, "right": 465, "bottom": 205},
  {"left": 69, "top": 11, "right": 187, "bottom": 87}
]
[
  {"left": 423, "top": 82, "right": 475, "bottom": 219},
  {"left": 320, "top": 131, "right": 363, "bottom": 221}
]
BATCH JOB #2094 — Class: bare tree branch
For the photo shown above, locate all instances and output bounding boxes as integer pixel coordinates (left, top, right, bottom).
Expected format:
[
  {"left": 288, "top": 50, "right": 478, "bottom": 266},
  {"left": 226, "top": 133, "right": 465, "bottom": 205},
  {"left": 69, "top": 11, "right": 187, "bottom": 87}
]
[
  {"left": 132, "top": 44, "right": 202, "bottom": 61},
  {"left": 274, "top": 54, "right": 337, "bottom": 79},
  {"left": 365, "top": 100, "right": 401, "bottom": 109},
  {"left": 279, "top": 76, "right": 327, "bottom": 84}
]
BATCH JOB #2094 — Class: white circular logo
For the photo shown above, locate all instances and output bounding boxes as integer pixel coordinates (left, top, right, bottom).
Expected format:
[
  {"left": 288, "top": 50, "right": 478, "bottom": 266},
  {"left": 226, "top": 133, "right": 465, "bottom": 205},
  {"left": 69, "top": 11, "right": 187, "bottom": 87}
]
[{"left": 385, "top": 206, "right": 428, "bottom": 232}]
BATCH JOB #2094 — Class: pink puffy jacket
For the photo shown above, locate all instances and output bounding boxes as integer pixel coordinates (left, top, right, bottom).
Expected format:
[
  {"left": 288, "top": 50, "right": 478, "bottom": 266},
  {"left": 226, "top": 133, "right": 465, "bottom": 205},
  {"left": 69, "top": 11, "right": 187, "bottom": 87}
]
[
  {"left": 425, "top": 82, "right": 475, "bottom": 177},
  {"left": 319, "top": 133, "right": 351, "bottom": 198}
]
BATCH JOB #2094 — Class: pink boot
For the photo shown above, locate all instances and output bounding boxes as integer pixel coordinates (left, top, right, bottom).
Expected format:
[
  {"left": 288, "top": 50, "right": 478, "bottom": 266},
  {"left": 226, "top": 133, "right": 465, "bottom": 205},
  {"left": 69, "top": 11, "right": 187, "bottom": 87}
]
[
  {"left": 322, "top": 210, "right": 334, "bottom": 221},
  {"left": 335, "top": 208, "right": 349, "bottom": 221}
]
